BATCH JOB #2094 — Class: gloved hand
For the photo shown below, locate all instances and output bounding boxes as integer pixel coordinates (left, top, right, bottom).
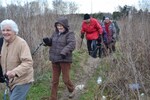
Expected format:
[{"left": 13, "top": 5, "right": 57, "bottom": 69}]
[
  {"left": 112, "top": 34, "right": 116, "bottom": 43},
  {"left": 111, "top": 37, "right": 116, "bottom": 43},
  {"left": 43, "top": 37, "right": 52, "bottom": 46},
  {"left": 98, "top": 34, "right": 102, "bottom": 43},
  {"left": 60, "top": 54, "right": 66, "bottom": 59},
  {"left": 81, "top": 34, "right": 84, "bottom": 39},
  {"left": 112, "top": 34, "right": 116, "bottom": 39}
]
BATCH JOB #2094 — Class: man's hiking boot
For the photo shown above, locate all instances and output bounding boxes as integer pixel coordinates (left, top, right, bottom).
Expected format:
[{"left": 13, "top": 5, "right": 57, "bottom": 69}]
[{"left": 68, "top": 90, "right": 76, "bottom": 98}]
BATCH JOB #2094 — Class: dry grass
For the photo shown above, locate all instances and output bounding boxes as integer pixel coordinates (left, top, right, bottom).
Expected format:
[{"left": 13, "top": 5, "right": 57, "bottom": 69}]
[{"left": 95, "top": 12, "right": 150, "bottom": 99}]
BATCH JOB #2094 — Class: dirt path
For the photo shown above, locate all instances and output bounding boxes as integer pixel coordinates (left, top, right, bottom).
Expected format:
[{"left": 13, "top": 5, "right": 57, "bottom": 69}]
[{"left": 59, "top": 56, "right": 100, "bottom": 100}]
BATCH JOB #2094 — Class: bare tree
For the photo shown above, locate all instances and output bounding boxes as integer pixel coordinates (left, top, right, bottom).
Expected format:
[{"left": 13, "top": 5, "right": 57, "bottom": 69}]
[
  {"left": 68, "top": 1, "right": 78, "bottom": 14},
  {"left": 52, "top": 0, "right": 78, "bottom": 15},
  {"left": 139, "top": 0, "right": 150, "bottom": 11},
  {"left": 52, "top": 0, "right": 67, "bottom": 15},
  {"left": 29, "top": 1, "right": 41, "bottom": 15}
]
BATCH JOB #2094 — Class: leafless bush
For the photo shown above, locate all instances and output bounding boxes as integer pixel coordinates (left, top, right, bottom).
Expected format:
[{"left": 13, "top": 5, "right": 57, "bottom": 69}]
[{"left": 96, "top": 12, "right": 150, "bottom": 99}]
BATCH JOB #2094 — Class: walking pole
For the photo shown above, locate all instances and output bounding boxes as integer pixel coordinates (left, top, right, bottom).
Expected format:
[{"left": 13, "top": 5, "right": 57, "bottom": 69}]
[
  {"left": 3, "top": 75, "right": 9, "bottom": 100},
  {"left": 32, "top": 42, "right": 43, "bottom": 55},
  {"left": 79, "top": 39, "right": 83, "bottom": 48}
]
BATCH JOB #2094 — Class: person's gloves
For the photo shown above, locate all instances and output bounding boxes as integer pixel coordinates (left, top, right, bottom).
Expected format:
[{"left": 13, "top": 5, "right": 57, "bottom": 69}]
[
  {"left": 0, "top": 74, "right": 9, "bottom": 83},
  {"left": 112, "top": 34, "right": 116, "bottom": 39},
  {"left": 98, "top": 34, "right": 102, "bottom": 43},
  {"left": 81, "top": 34, "right": 84, "bottom": 39},
  {"left": 60, "top": 54, "right": 66, "bottom": 59},
  {"left": 112, "top": 37, "right": 116, "bottom": 43},
  {"left": 111, "top": 34, "right": 116, "bottom": 43},
  {"left": 43, "top": 37, "right": 52, "bottom": 46}
]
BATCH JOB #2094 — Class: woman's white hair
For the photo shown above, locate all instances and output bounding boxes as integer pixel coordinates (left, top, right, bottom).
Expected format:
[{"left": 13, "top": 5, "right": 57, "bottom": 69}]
[{"left": 0, "top": 19, "right": 19, "bottom": 34}]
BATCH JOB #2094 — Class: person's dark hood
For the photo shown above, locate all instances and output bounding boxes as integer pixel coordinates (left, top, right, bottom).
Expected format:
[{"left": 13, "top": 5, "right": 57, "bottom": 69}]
[{"left": 55, "top": 17, "right": 69, "bottom": 32}]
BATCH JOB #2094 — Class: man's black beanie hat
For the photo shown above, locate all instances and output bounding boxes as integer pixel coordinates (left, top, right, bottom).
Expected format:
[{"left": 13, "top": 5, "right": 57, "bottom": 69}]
[{"left": 84, "top": 14, "right": 90, "bottom": 20}]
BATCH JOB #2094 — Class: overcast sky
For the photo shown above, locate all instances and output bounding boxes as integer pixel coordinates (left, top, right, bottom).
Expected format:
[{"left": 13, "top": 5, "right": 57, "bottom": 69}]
[
  {"left": 2, "top": 0, "right": 140, "bottom": 13},
  {"left": 64, "top": 0, "right": 139, "bottom": 13}
]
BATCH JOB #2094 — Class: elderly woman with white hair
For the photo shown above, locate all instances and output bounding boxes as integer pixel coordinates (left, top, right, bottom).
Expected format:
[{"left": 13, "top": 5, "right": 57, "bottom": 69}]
[{"left": 0, "top": 19, "right": 34, "bottom": 100}]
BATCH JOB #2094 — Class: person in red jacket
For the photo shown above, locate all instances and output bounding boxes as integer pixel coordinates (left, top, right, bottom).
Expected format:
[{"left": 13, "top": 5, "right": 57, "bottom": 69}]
[{"left": 80, "top": 14, "right": 103, "bottom": 57}]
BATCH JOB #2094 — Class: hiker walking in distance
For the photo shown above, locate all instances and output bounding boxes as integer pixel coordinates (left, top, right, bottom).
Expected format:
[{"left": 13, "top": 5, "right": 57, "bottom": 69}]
[
  {"left": 0, "top": 19, "right": 34, "bottom": 100},
  {"left": 112, "top": 20, "right": 120, "bottom": 41},
  {"left": 43, "top": 17, "right": 76, "bottom": 100},
  {"left": 80, "top": 13, "right": 103, "bottom": 57},
  {"left": 101, "top": 17, "right": 116, "bottom": 52}
]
